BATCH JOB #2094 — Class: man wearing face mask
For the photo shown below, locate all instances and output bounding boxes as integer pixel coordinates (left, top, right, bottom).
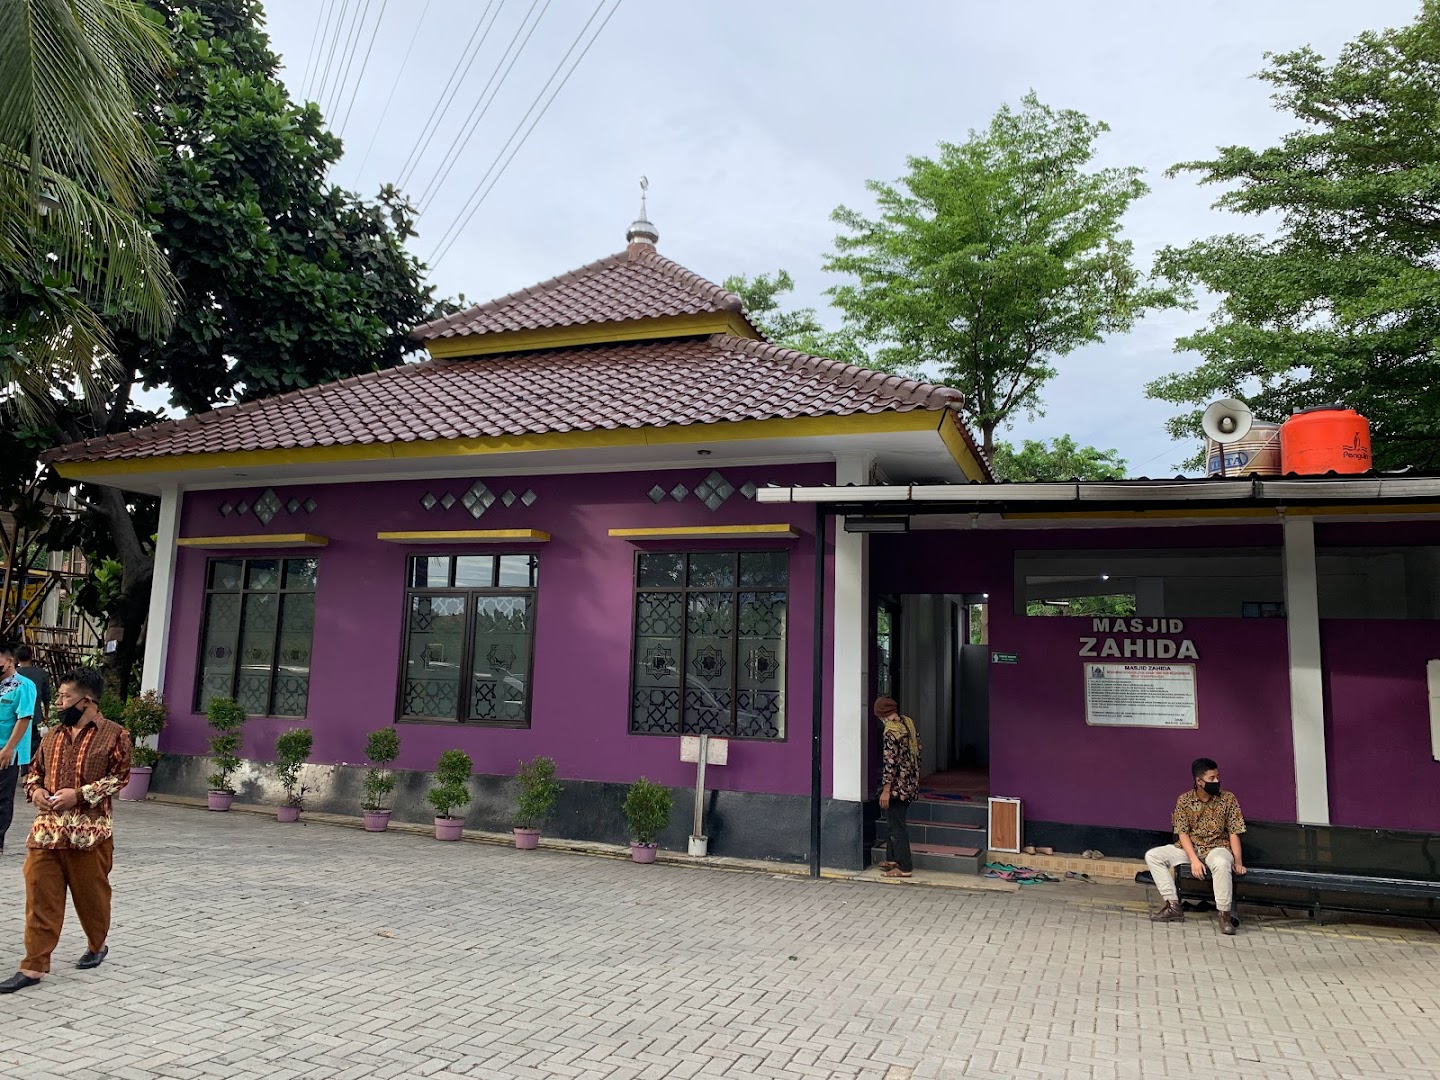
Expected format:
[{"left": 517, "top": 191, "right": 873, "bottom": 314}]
[
  {"left": 1144, "top": 757, "right": 1248, "bottom": 934},
  {"left": 0, "top": 643, "right": 37, "bottom": 856},
  {"left": 0, "top": 668, "right": 131, "bottom": 993}
]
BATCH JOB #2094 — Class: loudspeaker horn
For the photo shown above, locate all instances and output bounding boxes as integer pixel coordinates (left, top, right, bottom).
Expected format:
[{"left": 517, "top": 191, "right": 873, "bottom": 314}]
[{"left": 1202, "top": 398, "right": 1253, "bottom": 444}]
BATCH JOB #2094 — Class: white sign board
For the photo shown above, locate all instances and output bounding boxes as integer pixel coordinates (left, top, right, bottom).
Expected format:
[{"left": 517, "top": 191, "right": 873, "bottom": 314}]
[
  {"left": 1084, "top": 663, "right": 1197, "bottom": 729},
  {"left": 680, "top": 736, "right": 729, "bottom": 765}
]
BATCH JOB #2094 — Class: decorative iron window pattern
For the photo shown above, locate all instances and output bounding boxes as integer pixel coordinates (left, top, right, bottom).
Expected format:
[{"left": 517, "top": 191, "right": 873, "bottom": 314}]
[
  {"left": 399, "top": 553, "right": 538, "bottom": 725},
  {"left": 630, "top": 551, "right": 787, "bottom": 740},
  {"left": 197, "top": 557, "right": 318, "bottom": 717}
]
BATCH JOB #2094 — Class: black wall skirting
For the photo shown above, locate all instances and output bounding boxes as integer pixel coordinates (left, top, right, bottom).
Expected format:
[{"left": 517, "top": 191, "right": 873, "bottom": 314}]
[
  {"left": 1024, "top": 820, "right": 1172, "bottom": 860},
  {"left": 151, "top": 755, "right": 868, "bottom": 871}
]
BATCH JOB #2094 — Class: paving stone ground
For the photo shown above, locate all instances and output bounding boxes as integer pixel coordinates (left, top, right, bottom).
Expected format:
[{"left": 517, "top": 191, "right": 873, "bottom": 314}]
[{"left": 0, "top": 800, "right": 1434, "bottom": 1080}]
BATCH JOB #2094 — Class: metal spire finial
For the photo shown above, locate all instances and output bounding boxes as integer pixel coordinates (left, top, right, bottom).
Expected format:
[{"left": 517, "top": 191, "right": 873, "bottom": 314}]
[{"left": 627, "top": 175, "right": 658, "bottom": 246}]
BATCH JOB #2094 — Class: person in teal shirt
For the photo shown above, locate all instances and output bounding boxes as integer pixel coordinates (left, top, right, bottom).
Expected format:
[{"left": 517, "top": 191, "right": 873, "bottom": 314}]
[{"left": 0, "top": 644, "right": 36, "bottom": 855}]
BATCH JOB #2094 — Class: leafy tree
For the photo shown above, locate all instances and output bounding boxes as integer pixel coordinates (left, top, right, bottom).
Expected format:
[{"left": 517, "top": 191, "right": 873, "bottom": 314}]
[
  {"left": 1148, "top": 3, "right": 1440, "bottom": 470},
  {"left": 722, "top": 270, "right": 867, "bottom": 365},
  {"left": 36, "top": 0, "right": 442, "bottom": 695},
  {"left": 0, "top": 0, "right": 178, "bottom": 418},
  {"left": 991, "top": 435, "right": 1127, "bottom": 482},
  {"left": 825, "top": 93, "right": 1174, "bottom": 457}
]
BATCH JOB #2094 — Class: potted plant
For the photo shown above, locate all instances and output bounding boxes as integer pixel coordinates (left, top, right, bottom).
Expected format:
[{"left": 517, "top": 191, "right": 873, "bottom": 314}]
[
  {"left": 273, "top": 727, "right": 313, "bottom": 822},
  {"left": 427, "top": 749, "right": 473, "bottom": 841},
  {"left": 512, "top": 756, "right": 561, "bottom": 849},
  {"left": 361, "top": 727, "right": 401, "bottom": 832},
  {"left": 623, "top": 777, "right": 673, "bottom": 864},
  {"left": 205, "top": 697, "right": 246, "bottom": 811},
  {"left": 118, "top": 690, "right": 166, "bottom": 801}
]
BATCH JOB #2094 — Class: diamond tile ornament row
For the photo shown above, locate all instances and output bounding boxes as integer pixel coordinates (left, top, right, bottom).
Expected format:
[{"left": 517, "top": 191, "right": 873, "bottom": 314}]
[
  {"left": 646, "top": 471, "right": 758, "bottom": 511},
  {"left": 420, "top": 483, "right": 538, "bottom": 517},
  {"left": 218, "top": 488, "right": 317, "bottom": 521}
]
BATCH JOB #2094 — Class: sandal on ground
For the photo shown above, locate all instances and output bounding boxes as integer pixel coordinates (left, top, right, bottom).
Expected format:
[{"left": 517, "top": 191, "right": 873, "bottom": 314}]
[
  {"left": 882, "top": 868, "right": 913, "bottom": 878},
  {"left": 984, "top": 870, "right": 1017, "bottom": 881},
  {"left": 878, "top": 861, "right": 898, "bottom": 871}
]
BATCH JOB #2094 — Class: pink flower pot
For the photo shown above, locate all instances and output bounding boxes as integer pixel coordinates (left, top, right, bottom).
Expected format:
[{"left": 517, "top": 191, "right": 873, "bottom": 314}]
[
  {"left": 434, "top": 816, "right": 463, "bottom": 841},
  {"left": 207, "top": 790, "right": 234, "bottom": 812},
  {"left": 363, "top": 810, "right": 392, "bottom": 832},
  {"left": 630, "top": 842, "right": 658, "bottom": 864},
  {"left": 118, "top": 767, "right": 152, "bottom": 802},
  {"left": 276, "top": 805, "right": 301, "bottom": 823},
  {"left": 514, "top": 828, "right": 540, "bottom": 849}
]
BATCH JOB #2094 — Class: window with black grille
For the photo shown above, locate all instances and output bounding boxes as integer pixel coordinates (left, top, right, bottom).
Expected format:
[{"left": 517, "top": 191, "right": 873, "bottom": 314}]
[
  {"left": 399, "top": 554, "right": 537, "bottom": 724},
  {"left": 630, "top": 551, "right": 787, "bottom": 740},
  {"left": 197, "top": 557, "right": 317, "bottom": 717}
]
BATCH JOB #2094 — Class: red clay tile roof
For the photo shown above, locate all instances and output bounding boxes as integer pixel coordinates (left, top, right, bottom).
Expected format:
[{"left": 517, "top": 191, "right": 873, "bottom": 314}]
[
  {"left": 46, "top": 335, "right": 972, "bottom": 465},
  {"left": 411, "top": 244, "right": 751, "bottom": 341}
]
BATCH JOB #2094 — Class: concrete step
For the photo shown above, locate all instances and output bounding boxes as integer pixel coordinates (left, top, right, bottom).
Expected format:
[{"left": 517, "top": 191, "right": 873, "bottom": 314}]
[
  {"left": 910, "top": 798, "right": 987, "bottom": 827},
  {"left": 877, "top": 820, "right": 988, "bottom": 850},
  {"left": 871, "top": 843, "right": 982, "bottom": 875}
]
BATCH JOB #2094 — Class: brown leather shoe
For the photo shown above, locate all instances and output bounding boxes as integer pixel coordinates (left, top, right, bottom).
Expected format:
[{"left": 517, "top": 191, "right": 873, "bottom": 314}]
[
  {"left": 1149, "top": 900, "right": 1185, "bottom": 922},
  {"left": 1218, "top": 908, "right": 1236, "bottom": 935}
]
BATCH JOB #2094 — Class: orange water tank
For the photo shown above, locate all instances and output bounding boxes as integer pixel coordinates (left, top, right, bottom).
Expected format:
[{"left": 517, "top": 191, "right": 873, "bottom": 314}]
[{"left": 1280, "top": 406, "right": 1372, "bottom": 476}]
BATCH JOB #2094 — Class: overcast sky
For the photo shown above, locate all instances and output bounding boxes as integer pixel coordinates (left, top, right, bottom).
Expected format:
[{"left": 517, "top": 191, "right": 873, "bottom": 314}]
[{"left": 253, "top": 0, "right": 1419, "bottom": 476}]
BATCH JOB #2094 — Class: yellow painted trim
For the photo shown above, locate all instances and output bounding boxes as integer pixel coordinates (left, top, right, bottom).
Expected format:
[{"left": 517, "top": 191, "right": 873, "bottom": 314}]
[
  {"left": 608, "top": 524, "right": 798, "bottom": 540},
  {"left": 424, "top": 311, "right": 759, "bottom": 359},
  {"left": 937, "top": 412, "right": 989, "bottom": 482},
  {"left": 376, "top": 529, "right": 551, "bottom": 544},
  {"left": 1003, "top": 503, "right": 1440, "bottom": 522},
  {"left": 176, "top": 533, "right": 329, "bottom": 548},
  {"left": 52, "top": 411, "right": 942, "bottom": 480}
]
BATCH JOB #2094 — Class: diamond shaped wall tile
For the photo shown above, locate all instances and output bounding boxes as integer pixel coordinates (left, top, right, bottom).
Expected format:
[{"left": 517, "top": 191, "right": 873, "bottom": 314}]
[
  {"left": 253, "top": 489, "right": 282, "bottom": 525},
  {"left": 286, "top": 498, "right": 302, "bottom": 514},
  {"left": 440, "top": 493, "right": 456, "bottom": 510},
  {"left": 521, "top": 489, "right": 537, "bottom": 507},
  {"left": 740, "top": 482, "right": 757, "bottom": 500},
  {"left": 235, "top": 500, "right": 250, "bottom": 516},
  {"left": 462, "top": 481, "right": 492, "bottom": 511},
  {"left": 703, "top": 492, "right": 725, "bottom": 511},
  {"left": 302, "top": 498, "right": 317, "bottom": 513},
  {"left": 670, "top": 484, "right": 688, "bottom": 502},
  {"left": 647, "top": 485, "right": 666, "bottom": 504},
  {"left": 501, "top": 490, "right": 517, "bottom": 507},
  {"left": 421, "top": 493, "right": 437, "bottom": 510},
  {"left": 219, "top": 503, "right": 232, "bottom": 517}
]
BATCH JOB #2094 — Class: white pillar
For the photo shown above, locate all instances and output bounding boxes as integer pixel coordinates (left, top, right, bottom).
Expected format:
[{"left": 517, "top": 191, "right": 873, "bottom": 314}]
[
  {"left": 830, "top": 453, "right": 872, "bottom": 802},
  {"left": 140, "top": 485, "right": 182, "bottom": 695},
  {"left": 1282, "top": 515, "right": 1330, "bottom": 823}
]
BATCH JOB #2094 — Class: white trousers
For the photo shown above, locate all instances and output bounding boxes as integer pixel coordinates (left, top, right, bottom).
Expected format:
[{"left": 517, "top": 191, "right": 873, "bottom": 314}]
[{"left": 1145, "top": 844, "right": 1235, "bottom": 909}]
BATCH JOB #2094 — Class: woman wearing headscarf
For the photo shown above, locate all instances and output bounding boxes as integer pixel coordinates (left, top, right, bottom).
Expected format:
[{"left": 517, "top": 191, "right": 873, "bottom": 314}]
[{"left": 875, "top": 696, "right": 920, "bottom": 879}]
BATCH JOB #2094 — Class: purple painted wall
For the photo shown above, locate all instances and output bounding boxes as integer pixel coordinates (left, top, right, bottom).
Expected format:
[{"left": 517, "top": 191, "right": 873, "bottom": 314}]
[
  {"left": 876, "top": 522, "right": 1440, "bottom": 834},
  {"left": 163, "top": 464, "right": 835, "bottom": 797},
  {"left": 1322, "top": 620, "right": 1440, "bottom": 832}
]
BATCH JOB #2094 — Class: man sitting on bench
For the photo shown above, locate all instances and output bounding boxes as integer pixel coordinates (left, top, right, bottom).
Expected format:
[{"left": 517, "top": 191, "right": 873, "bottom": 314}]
[{"left": 1146, "top": 757, "right": 1248, "bottom": 934}]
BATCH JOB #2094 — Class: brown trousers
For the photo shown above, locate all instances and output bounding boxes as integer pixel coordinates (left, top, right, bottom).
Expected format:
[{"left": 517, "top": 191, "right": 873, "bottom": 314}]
[{"left": 21, "top": 839, "right": 113, "bottom": 973}]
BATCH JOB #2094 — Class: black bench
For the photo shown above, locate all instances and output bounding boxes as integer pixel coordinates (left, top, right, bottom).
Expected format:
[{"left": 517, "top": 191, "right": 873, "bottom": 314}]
[{"left": 1134, "top": 821, "right": 1440, "bottom": 924}]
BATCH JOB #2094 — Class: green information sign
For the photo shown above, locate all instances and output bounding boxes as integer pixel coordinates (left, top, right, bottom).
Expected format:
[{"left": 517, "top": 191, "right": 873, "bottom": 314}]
[{"left": 991, "top": 651, "right": 1019, "bottom": 665}]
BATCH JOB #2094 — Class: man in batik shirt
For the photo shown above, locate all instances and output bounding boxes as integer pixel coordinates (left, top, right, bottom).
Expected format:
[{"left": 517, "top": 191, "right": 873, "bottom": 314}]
[
  {"left": 1145, "top": 757, "right": 1248, "bottom": 935},
  {"left": 0, "top": 668, "right": 131, "bottom": 993}
]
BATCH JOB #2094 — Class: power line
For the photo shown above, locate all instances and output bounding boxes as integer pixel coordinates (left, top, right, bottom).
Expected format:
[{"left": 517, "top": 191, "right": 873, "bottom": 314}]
[
  {"left": 351, "top": 0, "right": 434, "bottom": 183},
  {"left": 336, "top": 0, "right": 391, "bottom": 144},
  {"left": 415, "top": 0, "right": 558, "bottom": 212},
  {"left": 297, "top": 0, "right": 333, "bottom": 100},
  {"left": 311, "top": 0, "right": 352, "bottom": 107},
  {"left": 394, "top": 0, "right": 505, "bottom": 190},
  {"left": 429, "top": 0, "right": 622, "bottom": 268},
  {"left": 322, "top": 0, "right": 374, "bottom": 116}
]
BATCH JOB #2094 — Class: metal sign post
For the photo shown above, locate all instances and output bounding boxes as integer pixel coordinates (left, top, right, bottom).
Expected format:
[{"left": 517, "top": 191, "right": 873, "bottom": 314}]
[{"left": 680, "top": 734, "right": 728, "bottom": 856}]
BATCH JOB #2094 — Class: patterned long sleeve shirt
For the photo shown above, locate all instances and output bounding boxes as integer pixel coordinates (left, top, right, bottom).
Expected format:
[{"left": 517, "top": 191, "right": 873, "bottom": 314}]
[
  {"left": 1171, "top": 790, "right": 1246, "bottom": 858},
  {"left": 881, "top": 721, "right": 921, "bottom": 803},
  {"left": 24, "top": 713, "right": 132, "bottom": 850}
]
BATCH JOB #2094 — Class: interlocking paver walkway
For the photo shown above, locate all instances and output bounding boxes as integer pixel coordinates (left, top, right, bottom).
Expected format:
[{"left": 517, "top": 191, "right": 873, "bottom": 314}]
[{"left": 0, "top": 801, "right": 1434, "bottom": 1080}]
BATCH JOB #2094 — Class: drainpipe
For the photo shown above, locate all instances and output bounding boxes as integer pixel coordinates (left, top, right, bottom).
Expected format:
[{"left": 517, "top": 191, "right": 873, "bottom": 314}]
[{"left": 810, "top": 503, "right": 828, "bottom": 878}]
